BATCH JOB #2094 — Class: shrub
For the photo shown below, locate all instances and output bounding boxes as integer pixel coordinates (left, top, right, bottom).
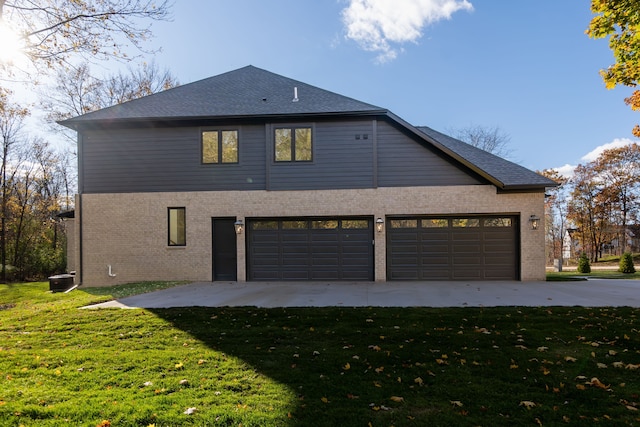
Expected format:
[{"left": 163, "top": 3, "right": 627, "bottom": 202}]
[
  {"left": 577, "top": 253, "right": 591, "bottom": 273},
  {"left": 619, "top": 252, "right": 636, "bottom": 274}
]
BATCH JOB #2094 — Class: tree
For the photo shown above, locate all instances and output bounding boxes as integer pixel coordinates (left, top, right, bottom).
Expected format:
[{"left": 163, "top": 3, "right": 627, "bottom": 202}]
[
  {"left": 0, "top": 0, "right": 172, "bottom": 74},
  {"left": 43, "top": 61, "right": 178, "bottom": 143},
  {"left": 451, "top": 124, "right": 513, "bottom": 158},
  {"left": 587, "top": 0, "right": 640, "bottom": 137},
  {"left": 539, "top": 168, "right": 570, "bottom": 263},
  {"left": 0, "top": 88, "right": 28, "bottom": 280},
  {"left": 592, "top": 143, "right": 640, "bottom": 253}
]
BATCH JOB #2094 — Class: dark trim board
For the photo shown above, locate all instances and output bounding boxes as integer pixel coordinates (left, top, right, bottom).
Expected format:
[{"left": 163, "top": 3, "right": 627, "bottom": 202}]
[
  {"left": 386, "top": 215, "right": 520, "bottom": 281},
  {"left": 246, "top": 217, "right": 374, "bottom": 281}
]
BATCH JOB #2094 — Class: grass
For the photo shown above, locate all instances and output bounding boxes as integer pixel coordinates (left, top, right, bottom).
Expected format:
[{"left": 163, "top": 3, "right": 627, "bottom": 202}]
[
  {"left": 547, "top": 271, "right": 640, "bottom": 281},
  {"left": 1, "top": 282, "right": 639, "bottom": 426}
]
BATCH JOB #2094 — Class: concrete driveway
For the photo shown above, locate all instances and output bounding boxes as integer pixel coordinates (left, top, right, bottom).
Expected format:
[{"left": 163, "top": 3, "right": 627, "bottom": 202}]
[{"left": 84, "top": 278, "right": 640, "bottom": 309}]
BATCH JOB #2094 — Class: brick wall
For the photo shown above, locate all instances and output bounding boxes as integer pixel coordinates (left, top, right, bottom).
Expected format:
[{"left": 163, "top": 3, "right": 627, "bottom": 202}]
[{"left": 77, "top": 185, "right": 545, "bottom": 286}]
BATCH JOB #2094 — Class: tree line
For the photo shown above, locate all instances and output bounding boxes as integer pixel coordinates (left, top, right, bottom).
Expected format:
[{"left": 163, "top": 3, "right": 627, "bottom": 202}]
[{"left": 542, "top": 143, "right": 640, "bottom": 264}]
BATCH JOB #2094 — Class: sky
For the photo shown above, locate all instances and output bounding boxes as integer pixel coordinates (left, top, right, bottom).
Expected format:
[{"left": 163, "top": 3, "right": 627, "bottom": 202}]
[{"left": 8, "top": 0, "right": 640, "bottom": 176}]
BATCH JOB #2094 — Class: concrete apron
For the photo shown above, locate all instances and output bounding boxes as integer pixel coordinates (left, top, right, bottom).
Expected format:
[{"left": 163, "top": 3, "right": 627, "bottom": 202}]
[{"left": 82, "top": 279, "right": 640, "bottom": 309}]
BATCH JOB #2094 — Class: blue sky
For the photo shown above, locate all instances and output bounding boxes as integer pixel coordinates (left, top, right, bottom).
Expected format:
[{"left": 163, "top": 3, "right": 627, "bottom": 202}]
[
  {"left": 141, "top": 0, "right": 639, "bottom": 174},
  {"left": 10, "top": 0, "right": 638, "bottom": 175}
]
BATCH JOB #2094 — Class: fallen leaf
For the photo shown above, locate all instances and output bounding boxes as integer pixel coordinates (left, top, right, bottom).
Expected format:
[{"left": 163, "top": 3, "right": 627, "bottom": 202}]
[
  {"left": 626, "top": 405, "right": 638, "bottom": 412},
  {"left": 564, "top": 356, "right": 577, "bottom": 363},
  {"left": 321, "top": 397, "right": 329, "bottom": 403},
  {"left": 343, "top": 363, "right": 351, "bottom": 370},
  {"left": 589, "top": 377, "right": 610, "bottom": 390},
  {"left": 520, "top": 401, "right": 536, "bottom": 409},
  {"left": 450, "top": 400, "right": 463, "bottom": 407},
  {"left": 390, "top": 396, "right": 404, "bottom": 403},
  {"left": 414, "top": 377, "right": 424, "bottom": 385},
  {"left": 597, "top": 363, "right": 608, "bottom": 369},
  {"left": 183, "top": 407, "right": 196, "bottom": 415},
  {"left": 537, "top": 346, "right": 548, "bottom": 352}
]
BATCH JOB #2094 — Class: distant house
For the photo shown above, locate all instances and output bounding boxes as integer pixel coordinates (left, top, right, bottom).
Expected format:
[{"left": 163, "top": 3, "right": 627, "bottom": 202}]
[{"left": 59, "top": 66, "right": 557, "bottom": 286}]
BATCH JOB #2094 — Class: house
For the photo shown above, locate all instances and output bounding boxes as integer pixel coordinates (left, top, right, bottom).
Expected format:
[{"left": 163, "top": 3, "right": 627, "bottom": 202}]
[{"left": 60, "top": 66, "right": 557, "bottom": 286}]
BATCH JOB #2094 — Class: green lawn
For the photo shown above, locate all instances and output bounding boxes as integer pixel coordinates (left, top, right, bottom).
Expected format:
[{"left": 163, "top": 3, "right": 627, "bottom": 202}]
[{"left": 1, "top": 282, "right": 640, "bottom": 426}]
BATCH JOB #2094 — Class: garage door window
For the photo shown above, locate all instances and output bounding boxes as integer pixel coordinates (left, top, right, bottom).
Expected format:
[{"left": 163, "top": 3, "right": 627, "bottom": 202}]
[
  {"left": 422, "top": 219, "right": 448, "bottom": 228},
  {"left": 484, "top": 218, "right": 512, "bottom": 227},
  {"left": 252, "top": 220, "right": 278, "bottom": 230},
  {"left": 312, "top": 220, "right": 338, "bottom": 229},
  {"left": 452, "top": 218, "right": 480, "bottom": 227},
  {"left": 390, "top": 219, "right": 417, "bottom": 228},
  {"left": 342, "top": 219, "right": 369, "bottom": 229},
  {"left": 282, "top": 220, "right": 307, "bottom": 229}
]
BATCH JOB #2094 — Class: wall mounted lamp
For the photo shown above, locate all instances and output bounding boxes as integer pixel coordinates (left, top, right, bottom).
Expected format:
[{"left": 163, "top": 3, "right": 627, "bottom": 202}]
[
  {"left": 234, "top": 219, "right": 244, "bottom": 235},
  {"left": 529, "top": 214, "right": 540, "bottom": 230},
  {"left": 376, "top": 217, "right": 384, "bottom": 233}
]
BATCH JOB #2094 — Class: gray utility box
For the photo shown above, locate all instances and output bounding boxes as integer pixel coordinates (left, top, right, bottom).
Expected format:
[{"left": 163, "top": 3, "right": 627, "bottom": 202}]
[{"left": 48, "top": 274, "right": 75, "bottom": 292}]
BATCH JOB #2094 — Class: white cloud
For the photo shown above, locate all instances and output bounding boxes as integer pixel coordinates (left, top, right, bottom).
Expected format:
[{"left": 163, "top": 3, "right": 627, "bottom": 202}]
[
  {"left": 554, "top": 164, "right": 576, "bottom": 178},
  {"left": 580, "top": 138, "right": 636, "bottom": 162},
  {"left": 341, "top": 0, "right": 473, "bottom": 62}
]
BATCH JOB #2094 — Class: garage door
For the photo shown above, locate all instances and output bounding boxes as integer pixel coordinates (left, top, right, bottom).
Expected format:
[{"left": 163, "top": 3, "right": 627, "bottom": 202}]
[
  {"left": 247, "top": 218, "right": 374, "bottom": 281},
  {"left": 387, "top": 216, "right": 518, "bottom": 280}
]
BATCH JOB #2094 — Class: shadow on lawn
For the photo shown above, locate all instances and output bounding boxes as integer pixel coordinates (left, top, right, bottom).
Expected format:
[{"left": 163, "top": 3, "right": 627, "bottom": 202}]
[{"left": 147, "top": 306, "right": 459, "bottom": 426}]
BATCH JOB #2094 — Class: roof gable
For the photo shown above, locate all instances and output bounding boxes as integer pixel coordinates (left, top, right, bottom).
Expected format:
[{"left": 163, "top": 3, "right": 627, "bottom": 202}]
[{"left": 61, "top": 65, "right": 385, "bottom": 124}]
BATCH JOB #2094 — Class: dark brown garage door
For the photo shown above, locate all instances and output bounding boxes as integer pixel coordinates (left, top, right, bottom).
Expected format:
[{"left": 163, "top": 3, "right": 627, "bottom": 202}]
[
  {"left": 387, "top": 216, "right": 519, "bottom": 280},
  {"left": 247, "top": 218, "right": 374, "bottom": 281}
]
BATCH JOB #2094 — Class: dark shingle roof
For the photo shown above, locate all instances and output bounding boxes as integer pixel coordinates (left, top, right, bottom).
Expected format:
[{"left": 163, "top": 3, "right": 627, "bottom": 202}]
[
  {"left": 60, "top": 65, "right": 557, "bottom": 191},
  {"left": 416, "top": 125, "right": 557, "bottom": 190},
  {"left": 60, "top": 65, "right": 385, "bottom": 125}
]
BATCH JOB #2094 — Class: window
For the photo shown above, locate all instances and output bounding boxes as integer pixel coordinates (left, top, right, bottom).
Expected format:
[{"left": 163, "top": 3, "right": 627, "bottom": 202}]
[
  {"left": 202, "top": 130, "right": 238, "bottom": 163},
  {"left": 275, "top": 127, "right": 312, "bottom": 162},
  {"left": 168, "top": 208, "right": 186, "bottom": 246}
]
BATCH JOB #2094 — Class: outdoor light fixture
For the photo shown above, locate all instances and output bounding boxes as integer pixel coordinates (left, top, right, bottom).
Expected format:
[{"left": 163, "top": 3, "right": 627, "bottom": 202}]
[
  {"left": 529, "top": 214, "right": 540, "bottom": 230},
  {"left": 234, "top": 219, "right": 244, "bottom": 235},
  {"left": 376, "top": 217, "right": 384, "bottom": 233}
]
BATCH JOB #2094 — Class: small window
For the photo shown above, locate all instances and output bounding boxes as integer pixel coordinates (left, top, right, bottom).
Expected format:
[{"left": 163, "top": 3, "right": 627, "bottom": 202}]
[
  {"left": 202, "top": 130, "right": 238, "bottom": 163},
  {"left": 452, "top": 218, "right": 480, "bottom": 228},
  {"left": 390, "top": 219, "right": 418, "bottom": 229},
  {"left": 251, "top": 221, "right": 279, "bottom": 230},
  {"left": 341, "top": 220, "right": 369, "bottom": 229},
  {"left": 422, "top": 219, "right": 449, "bottom": 228},
  {"left": 484, "top": 218, "right": 512, "bottom": 227},
  {"left": 312, "top": 220, "right": 338, "bottom": 229},
  {"left": 282, "top": 220, "right": 308, "bottom": 230},
  {"left": 168, "top": 208, "right": 186, "bottom": 246},
  {"left": 275, "top": 127, "right": 312, "bottom": 162}
]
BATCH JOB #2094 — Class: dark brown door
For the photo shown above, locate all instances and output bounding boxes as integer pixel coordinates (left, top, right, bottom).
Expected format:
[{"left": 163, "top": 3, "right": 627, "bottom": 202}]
[
  {"left": 212, "top": 218, "right": 237, "bottom": 281},
  {"left": 247, "top": 218, "right": 374, "bottom": 281},
  {"left": 386, "top": 216, "right": 518, "bottom": 280}
]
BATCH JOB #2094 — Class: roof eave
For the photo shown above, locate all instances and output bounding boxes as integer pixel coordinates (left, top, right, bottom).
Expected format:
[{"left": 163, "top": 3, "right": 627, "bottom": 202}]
[{"left": 59, "top": 109, "right": 390, "bottom": 130}]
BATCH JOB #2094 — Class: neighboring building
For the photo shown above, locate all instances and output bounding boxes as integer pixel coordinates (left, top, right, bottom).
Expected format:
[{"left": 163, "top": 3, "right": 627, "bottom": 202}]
[{"left": 60, "top": 66, "right": 557, "bottom": 286}]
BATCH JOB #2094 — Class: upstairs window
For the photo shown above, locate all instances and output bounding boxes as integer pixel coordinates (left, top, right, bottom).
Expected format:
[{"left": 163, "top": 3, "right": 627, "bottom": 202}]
[
  {"left": 202, "top": 130, "right": 238, "bottom": 164},
  {"left": 275, "top": 127, "right": 312, "bottom": 162},
  {"left": 168, "top": 207, "right": 186, "bottom": 246}
]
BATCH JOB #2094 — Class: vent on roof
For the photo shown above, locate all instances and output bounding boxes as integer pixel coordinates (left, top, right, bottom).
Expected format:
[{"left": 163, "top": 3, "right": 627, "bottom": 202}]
[{"left": 292, "top": 87, "right": 299, "bottom": 102}]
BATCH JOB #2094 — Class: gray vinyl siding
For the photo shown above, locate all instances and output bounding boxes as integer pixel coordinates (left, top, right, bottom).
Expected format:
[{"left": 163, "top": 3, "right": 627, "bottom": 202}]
[
  {"left": 267, "top": 120, "right": 375, "bottom": 190},
  {"left": 81, "top": 126, "right": 266, "bottom": 193},
  {"left": 377, "top": 121, "right": 483, "bottom": 187},
  {"left": 80, "top": 119, "right": 486, "bottom": 194}
]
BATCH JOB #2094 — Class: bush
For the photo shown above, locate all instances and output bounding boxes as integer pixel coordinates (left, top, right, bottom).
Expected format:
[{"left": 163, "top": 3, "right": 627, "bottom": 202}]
[
  {"left": 577, "top": 253, "right": 591, "bottom": 273},
  {"left": 619, "top": 252, "right": 636, "bottom": 274}
]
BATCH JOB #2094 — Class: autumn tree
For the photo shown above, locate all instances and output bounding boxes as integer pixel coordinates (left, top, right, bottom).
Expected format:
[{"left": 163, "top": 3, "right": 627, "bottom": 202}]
[
  {"left": 592, "top": 143, "right": 640, "bottom": 252},
  {"left": 0, "top": 0, "right": 172, "bottom": 74},
  {"left": 587, "top": 0, "right": 640, "bottom": 137},
  {"left": 539, "top": 169, "right": 570, "bottom": 263},
  {"left": 0, "top": 88, "right": 28, "bottom": 280},
  {"left": 451, "top": 124, "right": 513, "bottom": 158}
]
